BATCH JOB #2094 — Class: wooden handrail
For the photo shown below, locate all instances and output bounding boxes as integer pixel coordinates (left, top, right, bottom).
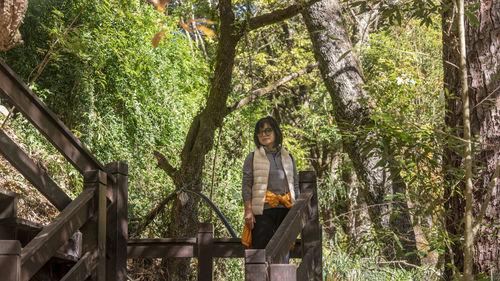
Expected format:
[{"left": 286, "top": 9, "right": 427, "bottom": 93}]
[
  {"left": 0, "top": 59, "right": 112, "bottom": 182},
  {"left": 265, "top": 191, "right": 313, "bottom": 264},
  {"left": 20, "top": 187, "right": 96, "bottom": 281},
  {"left": 0, "top": 129, "right": 71, "bottom": 210}
]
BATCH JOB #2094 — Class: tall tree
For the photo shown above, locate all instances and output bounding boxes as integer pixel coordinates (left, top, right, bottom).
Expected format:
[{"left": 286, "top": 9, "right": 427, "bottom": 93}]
[
  {"left": 442, "top": 0, "right": 500, "bottom": 278},
  {"left": 302, "top": 0, "right": 420, "bottom": 264},
  {"left": 152, "top": 0, "right": 322, "bottom": 279}
]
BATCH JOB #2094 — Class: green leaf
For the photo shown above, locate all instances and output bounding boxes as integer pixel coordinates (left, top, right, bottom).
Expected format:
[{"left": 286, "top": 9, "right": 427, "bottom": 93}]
[
  {"left": 392, "top": 232, "right": 403, "bottom": 249},
  {"left": 464, "top": 10, "right": 480, "bottom": 26}
]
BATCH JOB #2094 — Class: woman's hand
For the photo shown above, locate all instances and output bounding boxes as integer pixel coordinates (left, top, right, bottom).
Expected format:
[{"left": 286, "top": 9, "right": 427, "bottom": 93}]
[
  {"left": 244, "top": 210, "right": 256, "bottom": 229},
  {"left": 243, "top": 200, "right": 256, "bottom": 229}
]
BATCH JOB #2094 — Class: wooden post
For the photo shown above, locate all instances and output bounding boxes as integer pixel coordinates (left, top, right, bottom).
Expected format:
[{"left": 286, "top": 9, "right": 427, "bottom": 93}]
[
  {"left": 83, "top": 170, "right": 107, "bottom": 281},
  {"left": 197, "top": 223, "right": 214, "bottom": 281},
  {"left": 105, "top": 162, "right": 128, "bottom": 281},
  {"left": 245, "top": 249, "right": 267, "bottom": 281},
  {"left": 0, "top": 240, "right": 20, "bottom": 281},
  {"left": 269, "top": 264, "right": 296, "bottom": 281},
  {"left": 297, "top": 171, "right": 322, "bottom": 280}
]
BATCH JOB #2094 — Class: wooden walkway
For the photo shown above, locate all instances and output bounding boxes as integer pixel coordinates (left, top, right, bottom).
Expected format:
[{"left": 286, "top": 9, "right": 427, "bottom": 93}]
[{"left": 0, "top": 59, "right": 322, "bottom": 280}]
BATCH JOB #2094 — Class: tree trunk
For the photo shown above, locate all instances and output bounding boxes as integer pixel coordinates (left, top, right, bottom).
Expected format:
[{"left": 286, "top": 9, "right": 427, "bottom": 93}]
[
  {"left": 302, "top": 0, "right": 419, "bottom": 264},
  {"left": 442, "top": 0, "right": 500, "bottom": 278},
  {"left": 163, "top": 1, "right": 240, "bottom": 279},
  {"left": 159, "top": 1, "right": 320, "bottom": 278}
]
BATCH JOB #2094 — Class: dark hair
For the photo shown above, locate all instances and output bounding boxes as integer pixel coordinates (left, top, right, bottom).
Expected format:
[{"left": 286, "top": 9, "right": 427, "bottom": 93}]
[{"left": 253, "top": 116, "right": 283, "bottom": 148}]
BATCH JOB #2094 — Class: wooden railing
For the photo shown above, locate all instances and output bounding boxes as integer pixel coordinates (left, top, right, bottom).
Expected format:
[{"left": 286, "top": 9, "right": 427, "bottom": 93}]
[
  {"left": 127, "top": 172, "right": 322, "bottom": 281},
  {"left": 244, "top": 171, "right": 322, "bottom": 281},
  {"left": 0, "top": 58, "right": 322, "bottom": 280},
  {"left": 0, "top": 59, "right": 128, "bottom": 280}
]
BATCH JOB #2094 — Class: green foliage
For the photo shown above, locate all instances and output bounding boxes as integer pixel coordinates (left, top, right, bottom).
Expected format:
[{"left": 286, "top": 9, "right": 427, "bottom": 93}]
[
  {"left": 324, "top": 234, "right": 441, "bottom": 280},
  {"left": 1, "top": 0, "right": 208, "bottom": 220}
]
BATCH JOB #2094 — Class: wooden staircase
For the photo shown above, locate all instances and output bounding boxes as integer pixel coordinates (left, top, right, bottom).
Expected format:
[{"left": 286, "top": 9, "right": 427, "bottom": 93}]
[{"left": 0, "top": 188, "right": 84, "bottom": 280}]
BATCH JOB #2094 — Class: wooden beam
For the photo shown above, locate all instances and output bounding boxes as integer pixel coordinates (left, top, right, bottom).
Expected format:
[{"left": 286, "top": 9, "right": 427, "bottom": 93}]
[
  {"left": 60, "top": 251, "right": 97, "bottom": 281},
  {"left": 0, "top": 59, "right": 112, "bottom": 182},
  {"left": 104, "top": 162, "right": 128, "bottom": 281},
  {"left": 20, "top": 187, "right": 96, "bottom": 281},
  {"left": 0, "top": 240, "right": 21, "bottom": 281},
  {"left": 0, "top": 129, "right": 71, "bottom": 210},
  {"left": 0, "top": 188, "right": 18, "bottom": 219},
  {"left": 197, "top": 223, "right": 214, "bottom": 281},
  {"left": 298, "top": 171, "right": 322, "bottom": 280},
  {"left": 245, "top": 249, "right": 267, "bottom": 281},
  {"left": 127, "top": 238, "right": 197, "bottom": 258},
  {"left": 265, "top": 191, "right": 312, "bottom": 264}
]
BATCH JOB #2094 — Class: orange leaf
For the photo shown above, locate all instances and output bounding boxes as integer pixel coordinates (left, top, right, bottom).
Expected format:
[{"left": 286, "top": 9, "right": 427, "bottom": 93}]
[
  {"left": 179, "top": 22, "right": 193, "bottom": 33},
  {"left": 196, "top": 19, "right": 216, "bottom": 25},
  {"left": 196, "top": 25, "right": 215, "bottom": 37},
  {"left": 152, "top": 31, "right": 166, "bottom": 47},
  {"left": 187, "top": 18, "right": 216, "bottom": 25}
]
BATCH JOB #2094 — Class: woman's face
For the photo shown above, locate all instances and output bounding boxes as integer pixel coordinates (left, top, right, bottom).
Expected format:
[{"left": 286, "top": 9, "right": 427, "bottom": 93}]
[{"left": 257, "top": 122, "right": 276, "bottom": 149}]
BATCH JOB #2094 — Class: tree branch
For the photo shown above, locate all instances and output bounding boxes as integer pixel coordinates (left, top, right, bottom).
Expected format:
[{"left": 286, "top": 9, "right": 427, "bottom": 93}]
[
  {"left": 153, "top": 150, "right": 178, "bottom": 179},
  {"left": 239, "top": 0, "right": 322, "bottom": 33},
  {"left": 227, "top": 62, "right": 318, "bottom": 113},
  {"left": 473, "top": 159, "right": 500, "bottom": 235},
  {"left": 133, "top": 191, "right": 179, "bottom": 236}
]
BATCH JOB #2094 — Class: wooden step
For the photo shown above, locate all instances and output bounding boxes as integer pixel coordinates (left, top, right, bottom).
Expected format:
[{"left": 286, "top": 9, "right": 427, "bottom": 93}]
[
  {"left": 0, "top": 217, "right": 43, "bottom": 245},
  {"left": 0, "top": 189, "right": 18, "bottom": 219},
  {"left": 0, "top": 218, "right": 81, "bottom": 260}
]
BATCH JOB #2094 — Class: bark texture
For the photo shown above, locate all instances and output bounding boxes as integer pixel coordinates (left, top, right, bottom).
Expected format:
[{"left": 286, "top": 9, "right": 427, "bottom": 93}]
[
  {"left": 442, "top": 0, "right": 500, "bottom": 278},
  {"left": 0, "top": 0, "right": 28, "bottom": 51},
  {"left": 303, "top": 0, "right": 419, "bottom": 264}
]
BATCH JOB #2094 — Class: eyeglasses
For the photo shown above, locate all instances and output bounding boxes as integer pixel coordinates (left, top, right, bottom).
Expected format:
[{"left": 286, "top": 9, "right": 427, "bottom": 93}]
[{"left": 258, "top": 128, "right": 273, "bottom": 136}]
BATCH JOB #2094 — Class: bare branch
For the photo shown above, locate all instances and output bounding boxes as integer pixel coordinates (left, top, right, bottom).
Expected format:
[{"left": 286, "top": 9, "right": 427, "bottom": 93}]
[
  {"left": 153, "top": 150, "right": 178, "bottom": 178},
  {"left": 473, "top": 159, "right": 500, "bottom": 235},
  {"left": 227, "top": 62, "right": 318, "bottom": 113},
  {"left": 133, "top": 191, "right": 179, "bottom": 236},
  {"left": 240, "top": 0, "right": 322, "bottom": 33}
]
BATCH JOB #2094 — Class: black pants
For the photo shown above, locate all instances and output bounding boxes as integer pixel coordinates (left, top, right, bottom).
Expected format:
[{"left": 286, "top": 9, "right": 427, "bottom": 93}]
[{"left": 252, "top": 208, "right": 289, "bottom": 249}]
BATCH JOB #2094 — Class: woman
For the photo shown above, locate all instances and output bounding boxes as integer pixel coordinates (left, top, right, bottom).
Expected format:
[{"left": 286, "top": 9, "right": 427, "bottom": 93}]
[{"left": 241, "top": 116, "right": 300, "bottom": 249}]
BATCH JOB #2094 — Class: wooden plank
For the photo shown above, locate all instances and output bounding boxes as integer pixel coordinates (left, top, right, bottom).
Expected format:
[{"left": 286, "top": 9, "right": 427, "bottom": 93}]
[
  {"left": 60, "top": 251, "right": 97, "bottom": 281},
  {"left": 197, "top": 223, "right": 213, "bottom": 281},
  {"left": 0, "top": 188, "right": 18, "bottom": 218},
  {"left": 0, "top": 60, "right": 108, "bottom": 178},
  {"left": 0, "top": 129, "right": 71, "bottom": 210},
  {"left": 245, "top": 249, "right": 266, "bottom": 281},
  {"left": 269, "top": 264, "right": 296, "bottom": 281},
  {"left": 83, "top": 170, "right": 107, "bottom": 281},
  {"left": 20, "top": 187, "right": 96, "bottom": 281},
  {"left": 299, "top": 172, "right": 322, "bottom": 281},
  {"left": 104, "top": 162, "right": 128, "bottom": 281},
  {"left": 127, "top": 244, "right": 196, "bottom": 258},
  {"left": 127, "top": 238, "right": 196, "bottom": 258},
  {"left": 213, "top": 238, "right": 245, "bottom": 258},
  {"left": 265, "top": 192, "right": 312, "bottom": 264},
  {"left": 0, "top": 240, "right": 21, "bottom": 281},
  {"left": 0, "top": 217, "right": 42, "bottom": 246}
]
